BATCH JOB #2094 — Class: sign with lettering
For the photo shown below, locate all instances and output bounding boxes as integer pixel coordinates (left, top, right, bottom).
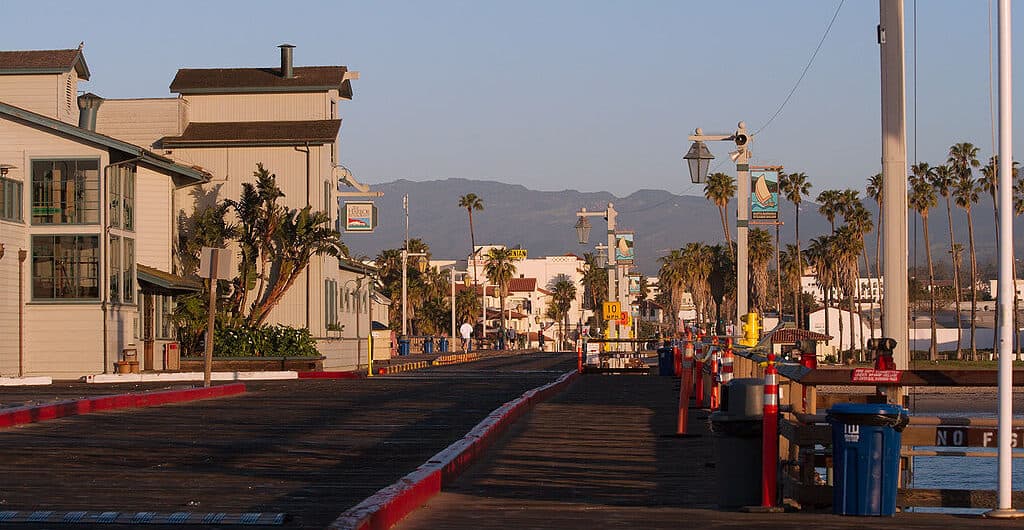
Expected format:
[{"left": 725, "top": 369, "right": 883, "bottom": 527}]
[
  {"left": 851, "top": 368, "right": 902, "bottom": 384},
  {"left": 602, "top": 301, "right": 621, "bottom": 321},
  {"left": 935, "top": 426, "right": 1024, "bottom": 447},
  {"left": 750, "top": 170, "right": 779, "bottom": 220},
  {"left": 508, "top": 249, "right": 528, "bottom": 260},
  {"left": 344, "top": 202, "right": 377, "bottom": 232},
  {"left": 614, "top": 232, "right": 635, "bottom": 264}
]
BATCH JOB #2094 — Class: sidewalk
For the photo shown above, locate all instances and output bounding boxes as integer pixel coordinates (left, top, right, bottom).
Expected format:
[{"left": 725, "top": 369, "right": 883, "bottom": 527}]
[{"left": 394, "top": 374, "right": 1023, "bottom": 530}]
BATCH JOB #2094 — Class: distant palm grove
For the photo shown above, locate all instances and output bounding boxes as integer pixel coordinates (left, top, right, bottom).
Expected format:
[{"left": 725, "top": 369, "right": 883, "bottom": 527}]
[{"left": 661, "top": 141, "right": 1022, "bottom": 363}]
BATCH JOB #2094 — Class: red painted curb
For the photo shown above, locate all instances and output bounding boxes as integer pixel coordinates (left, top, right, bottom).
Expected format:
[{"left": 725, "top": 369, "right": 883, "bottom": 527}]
[
  {"left": 0, "top": 383, "right": 246, "bottom": 429},
  {"left": 329, "top": 370, "right": 580, "bottom": 530},
  {"left": 297, "top": 371, "right": 362, "bottom": 379}
]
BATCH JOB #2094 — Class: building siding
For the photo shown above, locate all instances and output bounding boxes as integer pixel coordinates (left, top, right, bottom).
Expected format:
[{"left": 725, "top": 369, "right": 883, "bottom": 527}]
[
  {"left": 95, "top": 98, "right": 185, "bottom": 149},
  {"left": 0, "top": 74, "right": 61, "bottom": 120},
  {"left": 135, "top": 167, "right": 174, "bottom": 271},
  {"left": 185, "top": 93, "right": 330, "bottom": 123}
]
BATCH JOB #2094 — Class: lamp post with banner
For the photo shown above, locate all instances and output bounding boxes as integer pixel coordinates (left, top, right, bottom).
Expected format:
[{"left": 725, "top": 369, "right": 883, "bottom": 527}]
[{"left": 576, "top": 204, "right": 620, "bottom": 347}]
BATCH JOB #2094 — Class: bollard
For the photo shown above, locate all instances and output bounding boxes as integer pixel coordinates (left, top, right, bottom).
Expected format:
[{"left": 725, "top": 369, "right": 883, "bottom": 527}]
[
  {"left": 673, "top": 342, "right": 682, "bottom": 377},
  {"left": 677, "top": 332, "right": 698, "bottom": 435},
  {"left": 577, "top": 342, "right": 583, "bottom": 374},
  {"left": 721, "top": 337, "right": 734, "bottom": 385},
  {"left": 762, "top": 351, "right": 779, "bottom": 508},
  {"left": 694, "top": 337, "right": 706, "bottom": 408},
  {"left": 709, "top": 344, "right": 721, "bottom": 411}
]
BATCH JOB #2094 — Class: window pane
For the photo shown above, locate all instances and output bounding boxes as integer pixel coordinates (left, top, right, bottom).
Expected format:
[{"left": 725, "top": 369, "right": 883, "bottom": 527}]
[
  {"left": 109, "top": 235, "right": 120, "bottom": 303},
  {"left": 124, "top": 166, "right": 135, "bottom": 231},
  {"left": 32, "top": 160, "right": 100, "bottom": 225},
  {"left": 124, "top": 238, "right": 135, "bottom": 303},
  {"left": 108, "top": 167, "right": 120, "bottom": 228},
  {"left": 31, "top": 235, "right": 99, "bottom": 300},
  {"left": 0, "top": 178, "right": 23, "bottom": 222}
]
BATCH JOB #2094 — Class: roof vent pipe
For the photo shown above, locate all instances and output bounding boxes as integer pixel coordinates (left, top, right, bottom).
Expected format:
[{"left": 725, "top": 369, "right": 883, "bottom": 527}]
[
  {"left": 77, "top": 93, "right": 104, "bottom": 131},
  {"left": 279, "top": 44, "right": 295, "bottom": 78}
]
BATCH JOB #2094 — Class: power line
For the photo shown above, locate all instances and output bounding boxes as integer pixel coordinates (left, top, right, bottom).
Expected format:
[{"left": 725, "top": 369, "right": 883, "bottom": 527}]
[{"left": 753, "top": 0, "right": 845, "bottom": 136}]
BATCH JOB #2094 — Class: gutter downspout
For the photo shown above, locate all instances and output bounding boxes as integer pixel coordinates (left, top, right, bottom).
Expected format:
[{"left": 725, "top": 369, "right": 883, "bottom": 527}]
[
  {"left": 18, "top": 249, "right": 26, "bottom": 377},
  {"left": 103, "top": 156, "right": 144, "bottom": 374},
  {"left": 295, "top": 143, "right": 312, "bottom": 331}
]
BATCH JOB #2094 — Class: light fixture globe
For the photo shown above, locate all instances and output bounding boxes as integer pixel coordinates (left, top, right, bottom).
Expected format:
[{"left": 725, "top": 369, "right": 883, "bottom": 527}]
[
  {"left": 683, "top": 140, "right": 715, "bottom": 184},
  {"left": 575, "top": 216, "right": 592, "bottom": 244},
  {"left": 595, "top": 250, "right": 607, "bottom": 269}
]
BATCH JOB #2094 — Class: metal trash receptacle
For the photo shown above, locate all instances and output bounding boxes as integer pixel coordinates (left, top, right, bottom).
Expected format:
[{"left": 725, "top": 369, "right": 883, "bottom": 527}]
[
  {"left": 422, "top": 337, "right": 434, "bottom": 354},
  {"left": 438, "top": 337, "right": 449, "bottom": 353},
  {"left": 710, "top": 378, "right": 764, "bottom": 509},
  {"left": 827, "top": 403, "right": 909, "bottom": 516},
  {"left": 398, "top": 338, "right": 410, "bottom": 356},
  {"left": 657, "top": 347, "right": 674, "bottom": 376}
]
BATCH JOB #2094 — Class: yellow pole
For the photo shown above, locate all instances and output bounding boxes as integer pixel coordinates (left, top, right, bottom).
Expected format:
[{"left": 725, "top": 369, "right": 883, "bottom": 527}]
[{"left": 367, "top": 332, "right": 373, "bottom": 377}]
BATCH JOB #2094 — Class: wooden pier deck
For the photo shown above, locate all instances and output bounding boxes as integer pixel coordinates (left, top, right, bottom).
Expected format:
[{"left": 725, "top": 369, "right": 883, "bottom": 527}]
[{"left": 393, "top": 374, "right": 1024, "bottom": 530}]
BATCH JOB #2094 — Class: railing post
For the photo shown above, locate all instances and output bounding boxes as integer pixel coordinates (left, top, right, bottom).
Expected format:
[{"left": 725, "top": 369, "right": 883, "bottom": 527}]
[{"left": 762, "top": 351, "right": 779, "bottom": 508}]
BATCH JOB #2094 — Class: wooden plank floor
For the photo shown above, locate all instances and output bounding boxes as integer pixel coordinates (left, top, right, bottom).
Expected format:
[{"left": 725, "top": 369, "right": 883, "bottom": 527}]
[
  {"left": 394, "top": 375, "right": 1024, "bottom": 530},
  {"left": 0, "top": 352, "right": 574, "bottom": 529}
]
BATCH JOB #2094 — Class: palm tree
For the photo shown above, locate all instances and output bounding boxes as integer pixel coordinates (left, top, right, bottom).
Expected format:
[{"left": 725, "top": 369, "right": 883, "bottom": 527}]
[
  {"left": 458, "top": 193, "right": 485, "bottom": 326},
  {"left": 909, "top": 165, "right": 938, "bottom": 361},
  {"left": 548, "top": 274, "right": 577, "bottom": 349},
  {"left": 816, "top": 189, "right": 843, "bottom": 234},
  {"left": 484, "top": 247, "right": 517, "bottom": 340},
  {"left": 866, "top": 173, "right": 884, "bottom": 329},
  {"left": 929, "top": 164, "right": 962, "bottom": 358},
  {"left": 950, "top": 142, "right": 981, "bottom": 360},
  {"left": 780, "top": 245, "right": 804, "bottom": 324},
  {"left": 807, "top": 235, "right": 835, "bottom": 342},
  {"left": 835, "top": 224, "right": 864, "bottom": 359},
  {"left": 707, "top": 244, "right": 736, "bottom": 332},
  {"left": 779, "top": 171, "right": 811, "bottom": 324},
  {"left": 844, "top": 202, "right": 874, "bottom": 352},
  {"left": 658, "top": 249, "right": 686, "bottom": 334},
  {"left": 705, "top": 172, "right": 737, "bottom": 256},
  {"left": 748, "top": 228, "right": 774, "bottom": 315},
  {"left": 683, "top": 242, "right": 713, "bottom": 328},
  {"left": 580, "top": 253, "right": 608, "bottom": 331},
  {"left": 979, "top": 156, "right": 1019, "bottom": 254}
]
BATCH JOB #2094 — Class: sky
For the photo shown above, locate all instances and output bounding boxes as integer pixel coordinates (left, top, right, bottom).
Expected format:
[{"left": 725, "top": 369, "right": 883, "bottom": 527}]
[{"left": 3, "top": 0, "right": 1022, "bottom": 198}]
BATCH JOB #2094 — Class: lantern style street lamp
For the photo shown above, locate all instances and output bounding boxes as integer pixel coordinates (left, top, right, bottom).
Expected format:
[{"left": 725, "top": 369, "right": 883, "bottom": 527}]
[
  {"left": 682, "top": 139, "right": 715, "bottom": 184},
  {"left": 575, "top": 204, "right": 620, "bottom": 346},
  {"left": 575, "top": 216, "right": 592, "bottom": 245}
]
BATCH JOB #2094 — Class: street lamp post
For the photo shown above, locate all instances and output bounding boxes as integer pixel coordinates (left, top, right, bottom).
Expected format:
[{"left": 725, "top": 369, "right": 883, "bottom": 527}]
[
  {"left": 684, "top": 122, "right": 752, "bottom": 332},
  {"left": 576, "top": 204, "right": 619, "bottom": 347},
  {"left": 344, "top": 274, "right": 368, "bottom": 370},
  {"left": 447, "top": 267, "right": 468, "bottom": 340}
]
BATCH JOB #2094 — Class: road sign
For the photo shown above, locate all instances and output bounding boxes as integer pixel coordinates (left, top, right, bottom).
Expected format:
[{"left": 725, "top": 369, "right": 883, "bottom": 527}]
[
  {"left": 198, "top": 247, "right": 232, "bottom": 280},
  {"left": 509, "top": 249, "right": 527, "bottom": 260},
  {"left": 602, "top": 301, "right": 621, "bottom": 320}
]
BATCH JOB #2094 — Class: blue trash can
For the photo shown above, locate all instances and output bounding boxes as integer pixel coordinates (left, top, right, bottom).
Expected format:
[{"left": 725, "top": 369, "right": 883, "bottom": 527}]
[
  {"left": 398, "top": 338, "right": 410, "bottom": 356},
  {"left": 423, "top": 337, "right": 434, "bottom": 354},
  {"left": 657, "top": 347, "right": 674, "bottom": 376},
  {"left": 827, "top": 403, "right": 909, "bottom": 516},
  {"left": 438, "top": 337, "right": 449, "bottom": 353}
]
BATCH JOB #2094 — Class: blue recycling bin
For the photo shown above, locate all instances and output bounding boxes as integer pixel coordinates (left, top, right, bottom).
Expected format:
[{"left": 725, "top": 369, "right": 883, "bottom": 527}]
[
  {"left": 422, "top": 336, "right": 434, "bottom": 354},
  {"left": 657, "top": 347, "right": 674, "bottom": 376},
  {"left": 827, "top": 403, "right": 909, "bottom": 516},
  {"left": 438, "top": 337, "right": 449, "bottom": 353},
  {"left": 398, "top": 338, "right": 410, "bottom": 356}
]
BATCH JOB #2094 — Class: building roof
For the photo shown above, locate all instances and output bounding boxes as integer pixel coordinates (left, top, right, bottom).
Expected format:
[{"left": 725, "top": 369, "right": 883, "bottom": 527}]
[
  {"left": 769, "top": 328, "right": 832, "bottom": 344},
  {"left": 0, "top": 101, "right": 209, "bottom": 184},
  {"left": 0, "top": 48, "right": 90, "bottom": 79},
  {"left": 161, "top": 120, "right": 341, "bottom": 148},
  {"left": 507, "top": 278, "right": 537, "bottom": 293},
  {"left": 170, "top": 66, "right": 353, "bottom": 97},
  {"left": 137, "top": 264, "right": 201, "bottom": 294}
]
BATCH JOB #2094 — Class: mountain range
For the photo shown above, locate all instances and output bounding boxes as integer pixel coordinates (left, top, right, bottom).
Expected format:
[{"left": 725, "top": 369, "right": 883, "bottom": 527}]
[{"left": 342, "top": 178, "right": 1016, "bottom": 278}]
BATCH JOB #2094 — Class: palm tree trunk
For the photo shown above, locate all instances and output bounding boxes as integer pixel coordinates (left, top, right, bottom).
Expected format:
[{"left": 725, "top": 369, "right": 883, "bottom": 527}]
[
  {"left": 468, "top": 210, "right": 480, "bottom": 330},
  {"left": 875, "top": 206, "right": 884, "bottom": 335},
  {"left": 923, "top": 214, "right": 937, "bottom": 361},
  {"left": 795, "top": 206, "right": 802, "bottom": 326},
  {"left": 860, "top": 243, "right": 872, "bottom": 348},
  {"left": 836, "top": 273, "right": 845, "bottom": 362},
  {"left": 967, "top": 208, "right": 978, "bottom": 360},
  {"left": 945, "top": 198, "right": 962, "bottom": 359},
  {"left": 718, "top": 205, "right": 733, "bottom": 257}
]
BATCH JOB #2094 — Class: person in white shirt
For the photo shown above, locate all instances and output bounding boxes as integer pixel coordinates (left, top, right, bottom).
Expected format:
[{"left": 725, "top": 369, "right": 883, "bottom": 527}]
[{"left": 460, "top": 321, "right": 474, "bottom": 353}]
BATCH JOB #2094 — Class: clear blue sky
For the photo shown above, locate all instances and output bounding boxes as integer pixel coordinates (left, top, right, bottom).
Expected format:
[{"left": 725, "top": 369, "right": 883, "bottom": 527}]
[{"left": 4, "top": 0, "right": 1021, "bottom": 197}]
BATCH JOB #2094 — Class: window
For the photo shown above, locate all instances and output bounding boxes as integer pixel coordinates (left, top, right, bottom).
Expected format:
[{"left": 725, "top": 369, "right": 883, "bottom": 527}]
[
  {"left": 32, "top": 235, "right": 100, "bottom": 300},
  {"left": 31, "top": 159, "right": 100, "bottom": 225},
  {"left": 0, "top": 177, "right": 23, "bottom": 221},
  {"left": 155, "top": 295, "right": 176, "bottom": 339},
  {"left": 325, "top": 279, "right": 338, "bottom": 329},
  {"left": 108, "top": 236, "right": 136, "bottom": 304},
  {"left": 108, "top": 164, "right": 135, "bottom": 231}
]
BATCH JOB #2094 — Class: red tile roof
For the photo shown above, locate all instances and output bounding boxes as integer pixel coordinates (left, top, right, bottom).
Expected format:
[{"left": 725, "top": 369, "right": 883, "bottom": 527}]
[
  {"left": 507, "top": 278, "right": 537, "bottom": 292},
  {"left": 0, "top": 49, "right": 90, "bottom": 79},
  {"left": 170, "top": 66, "right": 352, "bottom": 96},
  {"left": 769, "top": 328, "right": 832, "bottom": 343},
  {"left": 162, "top": 120, "right": 341, "bottom": 147}
]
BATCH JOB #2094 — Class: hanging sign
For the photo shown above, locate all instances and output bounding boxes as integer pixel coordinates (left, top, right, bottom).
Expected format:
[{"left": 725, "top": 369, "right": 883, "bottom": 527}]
[
  {"left": 345, "top": 202, "right": 377, "bottom": 232},
  {"left": 750, "top": 170, "right": 779, "bottom": 221},
  {"left": 628, "top": 274, "right": 641, "bottom": 294},
  {"left": 614, "top": 231, "right": 635, "bottom": 264}
]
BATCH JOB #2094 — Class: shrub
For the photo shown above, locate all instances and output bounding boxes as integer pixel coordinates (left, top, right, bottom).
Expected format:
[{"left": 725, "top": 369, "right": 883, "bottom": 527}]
[
  {"left": 823, "top": 354, "right": 837, "bottom": 364},
  {"left": 213, "top": 324, "right": 320, "bottom": 357}
]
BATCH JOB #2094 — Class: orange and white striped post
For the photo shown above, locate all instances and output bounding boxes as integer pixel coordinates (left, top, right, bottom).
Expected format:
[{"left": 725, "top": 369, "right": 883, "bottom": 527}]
[
  {"left": 721, "top": 337, "right": 734, "bottom": 386},
  {"left": 673, "top": 341, "right": 682, "bottom": 377},
  {"left": 677, "top": 332, "right": 696, "bottom": 435},
  {"left": 709, "top": 342, "right": 721, "bottom": 411},
  {"left": 694, "top": 336, "right": 706, "bottom": 408},
  {"left": 762, "top": 350, "right": 779, "bottom": 508},
  {"left": 577, "top": 342, "right": 583, "bottom": 373}
]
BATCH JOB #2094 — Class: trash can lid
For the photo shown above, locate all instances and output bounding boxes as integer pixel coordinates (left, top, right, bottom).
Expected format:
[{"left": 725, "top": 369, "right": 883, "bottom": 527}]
[{"left": 827, "top": 402, "right": 907, "bottom": 417}]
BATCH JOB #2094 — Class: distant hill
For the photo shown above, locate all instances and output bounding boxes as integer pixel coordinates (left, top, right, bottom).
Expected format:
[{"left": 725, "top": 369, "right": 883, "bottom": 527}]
[{"left": 341, "top": 178, "right": 1014, "bottom": 278}]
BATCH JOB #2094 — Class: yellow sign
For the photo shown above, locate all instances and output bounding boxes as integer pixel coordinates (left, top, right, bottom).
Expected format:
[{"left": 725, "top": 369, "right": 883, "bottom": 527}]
[
  {"left": 509, "top": 249, "right": 528, "bottom": 260},
  {"left": 602, "top": 301, "right": 621, "bottom": 320}
]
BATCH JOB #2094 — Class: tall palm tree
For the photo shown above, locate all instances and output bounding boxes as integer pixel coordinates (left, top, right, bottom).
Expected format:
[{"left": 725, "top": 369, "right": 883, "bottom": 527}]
[
  {"left": 979, "top": 156, "right": 1019, "bottom": 253},
  {"left": 835, "top": 224, "right": 864, "bottom": 359},
  {"left": 580, "top": 253, "right": 608, "bottom": 330},
  {"left": 909, "top": 165, "right": 938, "bottom": 361},
  {"left": 816, "top": 189, "right": 843, "bottom": 234},
  {"left": 866, "top": 173, "right": 884, "bottom": 329},
  {"left": 844, "top": 202, "right": 874, "bottom": 352},
  {"left": 484, "top": 247, "right": 517, "bottom": 340},
  {"left": 780, "top": 245, "right": 804, "bottom": 324},
  {"left": 807, "top": 235, "right": 835, "bottom": 342},
  {"left": 683, "top": 242, "right": 713, "bottom": 328},
  {"left": 748, "top": 228, "right": 774, "bottom": 315},
  {"left": 929, "top": 164, "right": 962, "bottom": 358},
  {"left": 705, "top": 172, "right": 737, "bottom": 256},
  {"left": 548, "top": 274, "right": 577, "bottom": 349},
  {"left": 658, "top": 249, "right": 686, "bottom": 333},
  {"left": 779, "top": 171, "right": 811, "bottom": 324},
  {"left": 950, "top": 142, "right": 981, "bottom": 360},
  {"left": 458, "top": 193, "right": 485, "bottom": 325}
]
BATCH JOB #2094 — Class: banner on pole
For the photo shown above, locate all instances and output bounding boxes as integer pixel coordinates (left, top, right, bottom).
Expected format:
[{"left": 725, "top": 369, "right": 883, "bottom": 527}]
[{"left": 750, "top": 170, "right": 779, "bottom": 221}]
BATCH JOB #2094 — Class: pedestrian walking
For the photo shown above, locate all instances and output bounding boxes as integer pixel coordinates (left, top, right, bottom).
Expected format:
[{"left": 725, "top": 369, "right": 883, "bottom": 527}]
[{"left": 460, "top": 320, "right": 473, "bottom": 353}]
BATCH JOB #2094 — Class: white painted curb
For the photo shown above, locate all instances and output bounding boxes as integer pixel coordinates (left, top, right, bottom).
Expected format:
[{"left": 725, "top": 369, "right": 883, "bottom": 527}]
[
  {"left": 82, "top": 371, "right": 298, "bottom": 383},
  {"left": 0, "top": 377, "right": 52, "bottom": 386}
]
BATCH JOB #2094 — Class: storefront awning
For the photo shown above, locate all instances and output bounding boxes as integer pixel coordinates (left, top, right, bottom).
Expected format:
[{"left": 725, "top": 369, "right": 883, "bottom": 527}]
[{"left": 137, "top": 264, "right": 202, "bottom": 295}]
